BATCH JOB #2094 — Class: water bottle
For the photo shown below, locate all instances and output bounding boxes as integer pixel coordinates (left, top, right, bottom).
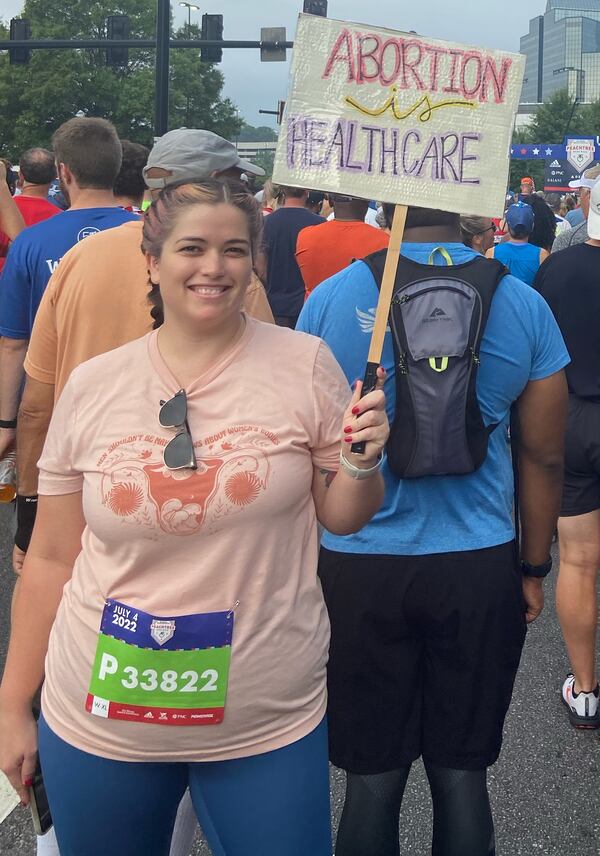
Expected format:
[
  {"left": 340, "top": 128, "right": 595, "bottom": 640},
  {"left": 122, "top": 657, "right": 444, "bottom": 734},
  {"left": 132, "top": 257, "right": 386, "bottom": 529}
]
[{"left": 0, "top": 450, "right": 17, "bottom": 503}]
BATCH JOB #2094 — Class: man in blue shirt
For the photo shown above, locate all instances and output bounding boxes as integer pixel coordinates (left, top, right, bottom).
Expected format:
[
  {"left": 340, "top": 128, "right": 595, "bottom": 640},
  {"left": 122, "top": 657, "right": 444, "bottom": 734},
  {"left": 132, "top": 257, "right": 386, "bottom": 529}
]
[
  {"left": 0, "top": 117, "right": 137, "bottom": 458},
  {"left": 256, "top": 185, "right": 324, "bottom": 327},
  {"left": 297, "top": 205, "right": 569, "bottom": 856},
  {"left": 486, "top": 201, "right": 548, "bottom": 285}
]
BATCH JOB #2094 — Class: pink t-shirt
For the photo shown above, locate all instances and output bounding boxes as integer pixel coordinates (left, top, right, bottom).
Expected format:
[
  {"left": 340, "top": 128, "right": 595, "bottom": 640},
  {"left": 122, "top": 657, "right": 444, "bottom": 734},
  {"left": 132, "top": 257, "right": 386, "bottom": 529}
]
[{"left": 39, "top": 319, "right": 350, "bottom": 762}]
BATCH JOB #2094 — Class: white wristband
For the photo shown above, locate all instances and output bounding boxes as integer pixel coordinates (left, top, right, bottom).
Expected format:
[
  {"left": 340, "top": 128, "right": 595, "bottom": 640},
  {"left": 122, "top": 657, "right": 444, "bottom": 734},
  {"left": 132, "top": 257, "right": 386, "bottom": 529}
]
[{"left": 339, "top": 449, "right": 383, "bottom": 480}]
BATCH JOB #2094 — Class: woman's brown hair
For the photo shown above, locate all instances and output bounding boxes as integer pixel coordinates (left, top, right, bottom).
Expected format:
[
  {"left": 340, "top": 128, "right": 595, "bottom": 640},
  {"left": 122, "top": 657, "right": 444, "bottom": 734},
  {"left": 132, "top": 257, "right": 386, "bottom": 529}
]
[{"left": 142, "top": 178, "right": 263, "bottom": 328}]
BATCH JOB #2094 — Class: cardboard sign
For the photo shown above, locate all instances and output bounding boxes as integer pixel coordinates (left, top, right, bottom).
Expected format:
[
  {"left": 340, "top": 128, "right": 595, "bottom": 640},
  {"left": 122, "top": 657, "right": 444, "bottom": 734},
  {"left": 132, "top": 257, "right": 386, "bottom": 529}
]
[{"left": 273, "top": 15, "right": 525, "bottom": 218}]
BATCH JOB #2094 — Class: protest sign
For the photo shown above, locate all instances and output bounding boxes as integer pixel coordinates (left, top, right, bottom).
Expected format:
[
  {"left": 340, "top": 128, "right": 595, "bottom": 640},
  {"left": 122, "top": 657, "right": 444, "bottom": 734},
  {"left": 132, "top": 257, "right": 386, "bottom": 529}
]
[{"left": 273, "top": 15, "right": 525, "bottom": 218}]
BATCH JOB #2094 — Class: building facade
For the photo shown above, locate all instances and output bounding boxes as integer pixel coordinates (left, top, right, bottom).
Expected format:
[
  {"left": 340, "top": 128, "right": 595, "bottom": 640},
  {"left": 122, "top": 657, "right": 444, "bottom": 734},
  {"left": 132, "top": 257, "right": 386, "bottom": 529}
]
[{"left": 520, "top": 0, "right": 600, "bottom": 104}]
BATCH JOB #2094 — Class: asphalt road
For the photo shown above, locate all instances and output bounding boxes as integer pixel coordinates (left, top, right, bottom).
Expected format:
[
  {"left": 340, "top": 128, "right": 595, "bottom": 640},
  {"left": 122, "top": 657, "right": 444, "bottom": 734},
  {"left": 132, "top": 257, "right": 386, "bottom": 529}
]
[{"left": 0, "top": 501, "right": 599, "bottom": 855}]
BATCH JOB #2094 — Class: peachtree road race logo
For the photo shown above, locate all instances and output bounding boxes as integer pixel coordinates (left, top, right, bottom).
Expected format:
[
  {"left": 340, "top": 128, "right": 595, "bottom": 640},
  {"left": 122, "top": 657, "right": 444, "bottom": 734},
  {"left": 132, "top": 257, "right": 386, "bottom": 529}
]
[
  {"left": 150, "top": 619, "right": 176, "bottom": 646},
  {"left": 566, "top": 139, "right": 596, "bottom": 172}
]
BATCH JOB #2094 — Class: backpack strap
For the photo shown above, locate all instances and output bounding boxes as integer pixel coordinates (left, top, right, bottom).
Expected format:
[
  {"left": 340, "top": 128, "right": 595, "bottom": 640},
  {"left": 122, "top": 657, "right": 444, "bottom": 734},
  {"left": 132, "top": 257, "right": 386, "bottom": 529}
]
[{"left": 427, "top": 246, "right": 454, "bottom": 266}]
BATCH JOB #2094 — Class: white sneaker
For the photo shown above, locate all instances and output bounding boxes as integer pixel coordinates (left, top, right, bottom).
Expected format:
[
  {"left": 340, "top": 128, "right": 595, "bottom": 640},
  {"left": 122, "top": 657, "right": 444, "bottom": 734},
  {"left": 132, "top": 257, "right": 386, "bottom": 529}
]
[{"left": 561, "top": 674, "right": 600, "bottom": 729}]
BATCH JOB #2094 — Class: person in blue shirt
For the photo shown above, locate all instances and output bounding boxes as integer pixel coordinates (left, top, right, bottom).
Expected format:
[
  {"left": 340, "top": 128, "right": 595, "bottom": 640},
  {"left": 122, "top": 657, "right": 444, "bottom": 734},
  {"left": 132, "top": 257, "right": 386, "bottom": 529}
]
[
  {"left": 486, "top": 201, "right": 548, "bottom": 285},
  {"left": 0, "top": 117, "right": 137, "bottom": 460},
  {"left": 297, "top": 205, "right": 569, "bottom": 856}
]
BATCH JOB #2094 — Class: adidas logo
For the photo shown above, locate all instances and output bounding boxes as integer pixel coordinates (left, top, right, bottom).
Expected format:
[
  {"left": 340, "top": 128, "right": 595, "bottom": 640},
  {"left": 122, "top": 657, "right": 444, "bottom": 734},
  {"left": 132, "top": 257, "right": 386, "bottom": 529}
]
[
  {"left": 144, "top": 711, "right": 154, "bottom": 719},
  {"left": 550, "top": 159, "right": 561, "bottom": 168},
  {"left": 430, "top": 307, "right": 446, "bottom": 317}
]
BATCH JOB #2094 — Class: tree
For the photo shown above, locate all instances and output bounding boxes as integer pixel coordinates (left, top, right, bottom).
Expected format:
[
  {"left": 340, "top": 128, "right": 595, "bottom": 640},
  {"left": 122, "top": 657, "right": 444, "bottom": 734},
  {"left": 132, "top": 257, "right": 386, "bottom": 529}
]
[
  {"left": 0, "top": 1, "right": 242, "bottom": 159},
  {"left": 238, "top": 123, "right": 277, "bottom": 143},
  {"left": 251, "top": 149, "right": 275, "bottom": 185},
  {"left": 526, "top": 88, "right": 588, "bottom": 144}
]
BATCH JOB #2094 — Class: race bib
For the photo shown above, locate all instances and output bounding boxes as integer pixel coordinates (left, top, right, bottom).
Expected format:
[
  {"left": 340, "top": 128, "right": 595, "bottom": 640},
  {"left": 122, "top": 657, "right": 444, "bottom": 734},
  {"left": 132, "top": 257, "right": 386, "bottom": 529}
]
[{"left": 86, "top": 599, "right": 234, "bottom": 726}]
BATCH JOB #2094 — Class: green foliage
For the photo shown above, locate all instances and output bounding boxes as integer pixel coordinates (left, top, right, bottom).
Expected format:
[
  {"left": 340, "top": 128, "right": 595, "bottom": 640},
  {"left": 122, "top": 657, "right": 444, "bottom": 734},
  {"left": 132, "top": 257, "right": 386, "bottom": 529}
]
[
  {"left": 250, "top": 149, "right": 275, "bottom": 186},
  {"left": 0, "top": 1, "right": 242, "bottom": 159},
  {"left": 238, "top": 123, "right": 277, "bottom": 143},
  {"left": 526, "top": 89, "right": 588, "bottom": 144}
]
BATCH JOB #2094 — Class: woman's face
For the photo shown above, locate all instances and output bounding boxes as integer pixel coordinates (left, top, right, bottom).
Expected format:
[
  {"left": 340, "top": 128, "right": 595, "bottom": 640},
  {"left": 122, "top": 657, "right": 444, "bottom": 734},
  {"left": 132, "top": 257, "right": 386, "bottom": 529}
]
[
  {"left": 479, "top": 220, "right": 496, "bottom": 254},
  {"left": 147, "top": 202, "right": 253, "bottom": 332}
]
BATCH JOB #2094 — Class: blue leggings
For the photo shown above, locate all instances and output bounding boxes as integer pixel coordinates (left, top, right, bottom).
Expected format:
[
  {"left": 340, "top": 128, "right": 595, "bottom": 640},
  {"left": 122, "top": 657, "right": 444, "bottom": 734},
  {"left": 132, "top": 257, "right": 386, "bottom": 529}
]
[{"left": 38, "top": 716, "right": 332, "bottom": 856}]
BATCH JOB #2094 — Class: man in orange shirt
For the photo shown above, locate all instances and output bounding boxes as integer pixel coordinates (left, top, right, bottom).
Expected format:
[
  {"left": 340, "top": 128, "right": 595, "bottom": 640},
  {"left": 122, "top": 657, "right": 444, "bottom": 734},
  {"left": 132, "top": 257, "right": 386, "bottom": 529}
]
[{"left": 296, "top": 194, "right": 389, "bottom": 299}]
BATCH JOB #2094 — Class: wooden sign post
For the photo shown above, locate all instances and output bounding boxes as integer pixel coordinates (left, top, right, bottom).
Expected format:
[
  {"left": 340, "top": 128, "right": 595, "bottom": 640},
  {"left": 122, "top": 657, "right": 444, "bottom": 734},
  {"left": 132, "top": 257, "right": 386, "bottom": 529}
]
[{"left": 351, "top": 204, "right": 407, "bottom": 454}]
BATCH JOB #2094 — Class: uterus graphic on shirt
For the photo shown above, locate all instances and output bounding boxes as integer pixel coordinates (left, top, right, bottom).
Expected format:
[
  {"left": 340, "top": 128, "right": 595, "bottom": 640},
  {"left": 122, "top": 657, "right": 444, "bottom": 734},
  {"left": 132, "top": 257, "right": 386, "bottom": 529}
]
[{"left": 97, "top": 425, "right": 278, "bottom": 536}]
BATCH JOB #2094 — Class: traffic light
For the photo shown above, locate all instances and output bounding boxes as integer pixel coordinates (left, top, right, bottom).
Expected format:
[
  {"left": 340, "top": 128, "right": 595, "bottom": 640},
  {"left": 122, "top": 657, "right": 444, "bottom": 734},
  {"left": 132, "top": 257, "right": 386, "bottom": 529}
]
[
  {"left": 9, "top": 18, "right": 31, "bottom": 65},
  {"left": 303, "top": 0, "right": 327, "bottom": 15},
  {"left": 106, "top": 15, "right": 130, "bottom": 67},
  {"left": 201, "top": 14, "right": 223, "bottom": 63}
]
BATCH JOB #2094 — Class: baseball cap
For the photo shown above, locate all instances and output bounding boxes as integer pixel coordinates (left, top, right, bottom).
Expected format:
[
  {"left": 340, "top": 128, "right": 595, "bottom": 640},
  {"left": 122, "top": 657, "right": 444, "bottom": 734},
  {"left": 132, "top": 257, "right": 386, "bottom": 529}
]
[
  {"left": 568, "top": 164, "right": 600, "bottom": 190},
  {"left": 587, "top": 180, "right": 600, "bottom": 239},
  {"left": 505, "top": 201, "right": 535, "bottom": 232},
  {"left": 143, "top": 128, "right": 265, "bottom": 189}
]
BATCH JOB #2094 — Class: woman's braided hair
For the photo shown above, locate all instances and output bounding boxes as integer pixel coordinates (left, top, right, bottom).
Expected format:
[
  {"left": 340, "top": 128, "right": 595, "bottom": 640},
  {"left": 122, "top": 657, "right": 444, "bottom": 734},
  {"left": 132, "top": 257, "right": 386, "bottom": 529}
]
[{"left": 141, "top": 177, "right": 264, "bottom": 329}]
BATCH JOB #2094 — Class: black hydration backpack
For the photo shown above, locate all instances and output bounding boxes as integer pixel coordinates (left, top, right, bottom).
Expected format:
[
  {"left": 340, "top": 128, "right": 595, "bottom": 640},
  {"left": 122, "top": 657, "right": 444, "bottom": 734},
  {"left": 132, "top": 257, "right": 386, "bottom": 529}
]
[{"left": 363, "top": 248, "right": 508, "bottom": 479}]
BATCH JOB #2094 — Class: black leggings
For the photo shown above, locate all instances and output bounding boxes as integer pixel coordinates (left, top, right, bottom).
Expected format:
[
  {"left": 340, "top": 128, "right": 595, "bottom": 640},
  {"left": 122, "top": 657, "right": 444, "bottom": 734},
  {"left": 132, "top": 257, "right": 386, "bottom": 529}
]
[{"left": 335, "top": 763, "right": 495, "bottom": 856}]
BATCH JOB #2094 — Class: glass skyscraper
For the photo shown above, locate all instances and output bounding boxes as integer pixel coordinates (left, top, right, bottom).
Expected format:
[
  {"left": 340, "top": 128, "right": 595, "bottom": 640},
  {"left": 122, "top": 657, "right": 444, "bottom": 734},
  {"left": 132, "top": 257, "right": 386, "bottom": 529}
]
[{"left": 520, "top": 0, "right": 600, "bottom": 103}]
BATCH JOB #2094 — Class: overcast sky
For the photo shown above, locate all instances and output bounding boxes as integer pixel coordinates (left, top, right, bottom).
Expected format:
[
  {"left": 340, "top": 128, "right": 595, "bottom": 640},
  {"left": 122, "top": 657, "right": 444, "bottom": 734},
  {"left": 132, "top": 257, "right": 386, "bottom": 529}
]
[{"left": 3, "top": 0, "right": 547, "bottom": 129}]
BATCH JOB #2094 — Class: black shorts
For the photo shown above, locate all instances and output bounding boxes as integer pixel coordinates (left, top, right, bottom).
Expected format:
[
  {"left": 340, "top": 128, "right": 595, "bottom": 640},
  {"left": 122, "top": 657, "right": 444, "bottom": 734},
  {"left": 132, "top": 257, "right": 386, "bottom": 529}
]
[
  {"left": 318, "top": 542, "right": 526, "bottom": 773},
  {"left": 561, "top": 395, "right": 600, "bottom": 517}
]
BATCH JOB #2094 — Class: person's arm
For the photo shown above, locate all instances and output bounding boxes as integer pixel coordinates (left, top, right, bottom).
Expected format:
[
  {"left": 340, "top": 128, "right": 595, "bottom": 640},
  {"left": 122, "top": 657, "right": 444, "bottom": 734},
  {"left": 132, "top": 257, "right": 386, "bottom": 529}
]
[
  {"left": 12, "top": 377, "right": 55, "bottom": 573},
  {"left": 0, "top": 162, "right": 24, "bottom": 241},
  {"left": 312, "top": 370, "right": 387, "bottom": 534},
  {"left": 0, "top": 491, "right": 85, "bottom": 803},
  {"left": 0, "top": 337, "right": 28, "bottom": 458},
  {"left": 514, "top": 370, "right": 568, "bottom": 623}
]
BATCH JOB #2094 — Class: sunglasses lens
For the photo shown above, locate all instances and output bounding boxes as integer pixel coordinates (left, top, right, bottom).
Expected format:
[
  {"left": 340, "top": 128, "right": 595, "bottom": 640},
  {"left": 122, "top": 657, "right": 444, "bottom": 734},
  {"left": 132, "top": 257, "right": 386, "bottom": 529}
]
[
  {"left": 164, "top": 430, "right": 196, "bottom": 470},
  {"left": 159, "top": 390, "right": 187, "bottom": 428}
]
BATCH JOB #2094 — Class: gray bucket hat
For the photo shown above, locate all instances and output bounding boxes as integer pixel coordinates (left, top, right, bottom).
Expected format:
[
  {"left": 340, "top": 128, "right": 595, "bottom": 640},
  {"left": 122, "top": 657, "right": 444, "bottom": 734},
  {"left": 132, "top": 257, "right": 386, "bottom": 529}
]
[{"left": 143, "top": 128, "right": 265, "bottom": 189}]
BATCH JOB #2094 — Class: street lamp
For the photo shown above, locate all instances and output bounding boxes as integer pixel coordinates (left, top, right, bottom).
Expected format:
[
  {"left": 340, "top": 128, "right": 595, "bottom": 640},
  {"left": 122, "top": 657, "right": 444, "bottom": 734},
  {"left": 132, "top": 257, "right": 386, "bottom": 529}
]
[
  {"left": 179, "top": 2, "right": 200, "bottom": 36},
  {"left": 179, "top": 2, "right": 200, "bottom": 126},
  {"left": 554, "top": 66, "right": 585, "bottom": 136}
]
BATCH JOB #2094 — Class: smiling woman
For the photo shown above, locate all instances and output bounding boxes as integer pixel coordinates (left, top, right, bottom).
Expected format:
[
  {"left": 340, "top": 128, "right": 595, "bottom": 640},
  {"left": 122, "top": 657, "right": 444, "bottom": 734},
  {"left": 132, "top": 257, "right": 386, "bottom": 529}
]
[{"left": 0, "top": 178, "right": 390, "bottom": 855}]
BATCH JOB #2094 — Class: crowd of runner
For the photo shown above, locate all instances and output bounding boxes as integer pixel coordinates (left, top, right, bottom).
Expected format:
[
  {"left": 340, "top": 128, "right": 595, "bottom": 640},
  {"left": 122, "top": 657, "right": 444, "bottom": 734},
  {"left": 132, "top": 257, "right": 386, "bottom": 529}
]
[{"left": 0, "top": 116, "right": 597, "bottom": 856}]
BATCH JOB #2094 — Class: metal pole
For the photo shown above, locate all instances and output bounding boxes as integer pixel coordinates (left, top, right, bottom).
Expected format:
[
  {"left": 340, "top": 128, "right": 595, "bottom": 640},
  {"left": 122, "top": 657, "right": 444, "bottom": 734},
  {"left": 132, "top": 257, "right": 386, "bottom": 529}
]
[
  {"left": 155, "top": 0, "right": 170, "bottom": 137},
  {"left": 185, "top": 6, "right": 191, "bottom": 126}
]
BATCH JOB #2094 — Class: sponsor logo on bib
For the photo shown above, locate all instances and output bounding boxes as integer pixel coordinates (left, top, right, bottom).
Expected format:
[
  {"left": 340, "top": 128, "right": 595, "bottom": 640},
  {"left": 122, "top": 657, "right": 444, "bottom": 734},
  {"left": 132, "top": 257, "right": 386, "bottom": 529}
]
[{"left": 150, "top": 619, "right": 176, "bottom": 646}]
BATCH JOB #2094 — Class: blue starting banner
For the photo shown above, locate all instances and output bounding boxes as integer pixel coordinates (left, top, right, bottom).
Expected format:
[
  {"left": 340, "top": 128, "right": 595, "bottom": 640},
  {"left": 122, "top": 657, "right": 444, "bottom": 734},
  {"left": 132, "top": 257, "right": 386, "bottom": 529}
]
[
  {"left": 510, "top": 138, "right": 600, "bottom": 163},
  {"left": 511, "top": 137, "right": 599, "bottom": 192}
]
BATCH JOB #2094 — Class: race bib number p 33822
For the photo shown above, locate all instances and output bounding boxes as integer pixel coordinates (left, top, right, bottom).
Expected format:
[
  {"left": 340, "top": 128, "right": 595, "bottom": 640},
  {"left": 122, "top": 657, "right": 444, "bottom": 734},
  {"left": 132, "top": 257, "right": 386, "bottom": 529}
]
[{"left": 86, "top": 599, "right": 233, "bottom": 726}]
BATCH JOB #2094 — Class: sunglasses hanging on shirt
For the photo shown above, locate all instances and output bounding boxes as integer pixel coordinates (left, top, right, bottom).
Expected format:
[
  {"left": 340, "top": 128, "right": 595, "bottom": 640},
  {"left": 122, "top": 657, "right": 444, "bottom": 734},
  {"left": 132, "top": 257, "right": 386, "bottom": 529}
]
[{"left": 159, "top": 389, "right": 197, "bottom": 470}]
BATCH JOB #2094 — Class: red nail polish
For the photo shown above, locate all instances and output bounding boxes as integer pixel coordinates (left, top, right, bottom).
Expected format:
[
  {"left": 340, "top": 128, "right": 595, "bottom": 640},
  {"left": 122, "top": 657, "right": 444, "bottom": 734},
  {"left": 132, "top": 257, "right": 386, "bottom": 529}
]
[
  {"left": 352, "top": 406, "right": 360, "bottom": 415},
  {"left": 344, "top": 437, "right": 353, "bottom": 443},
  {"left": 24, "top": 778, "right": 33, "bottom": 788},
  {"left": 344, "top": 426, "right": 352, "bottom": 434}
]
